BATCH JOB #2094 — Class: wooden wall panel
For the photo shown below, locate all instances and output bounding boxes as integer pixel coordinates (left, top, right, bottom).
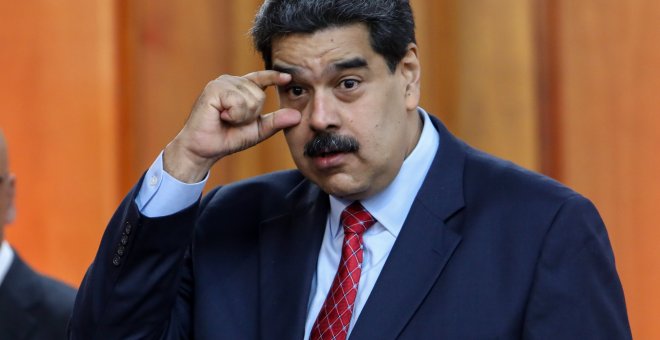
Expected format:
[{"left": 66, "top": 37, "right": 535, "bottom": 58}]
[
  {"left": 454, "top": 0, "right": 539, "bottom": 170},
  {"left": 121, "top": 0, "right": 234, "bottom": 188},
  {"left": 414, "top": 0, "right": 539, "bottom": 170},
  {"left": 0, "top": 1, "right": 119, "bottom": 286},
  {"left": 554, "top": 0, "right": 660, "bottom": 337},
  {"left": 412, "top": 0, "right": 460, "bottom": 130}
]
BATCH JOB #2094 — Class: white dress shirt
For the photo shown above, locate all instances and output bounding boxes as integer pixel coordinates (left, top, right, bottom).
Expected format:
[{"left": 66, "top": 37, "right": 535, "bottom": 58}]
[
  {"left": 135, "top": 108, "right": 440, "bottom": 338},
  {"left": 0, "top": 240, "right": 16, "bottom": 288}
]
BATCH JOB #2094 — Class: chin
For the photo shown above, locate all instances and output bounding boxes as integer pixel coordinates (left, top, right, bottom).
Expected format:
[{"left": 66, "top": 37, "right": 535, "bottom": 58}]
[
  {"left": 302, "top": 167, "right": 370, "bottom": 199},
  {"left": 318, "top": 180, "right": 369, "bottom": 200}
]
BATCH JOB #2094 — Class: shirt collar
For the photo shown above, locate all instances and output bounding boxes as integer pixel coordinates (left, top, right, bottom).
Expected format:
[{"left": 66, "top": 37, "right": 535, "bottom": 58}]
[
  {"left": 0, "top": 240, "right": 15, "bottom": 287},
  {"left": 329, "top": 107, "right": 440, "bottom": 238}
]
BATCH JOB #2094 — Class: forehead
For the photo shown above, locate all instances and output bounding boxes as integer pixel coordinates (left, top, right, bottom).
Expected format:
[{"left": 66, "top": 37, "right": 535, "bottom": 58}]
[{"left": 271, "top": 24, "right": 379, "bottom": 74}]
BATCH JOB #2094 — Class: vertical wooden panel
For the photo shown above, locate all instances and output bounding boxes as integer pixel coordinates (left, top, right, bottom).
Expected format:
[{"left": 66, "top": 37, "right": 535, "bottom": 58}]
[
  {"left": 454, "top": 0, "right": 540, "bottom": 170},
  {"left": 412, "top": 0, "right": 460, "bottom": 131},
  {"left": 534, "top": 0, "right": 562, "bottom": 179},
  {"left": 0, "top": 1, "right": 119, "bottom": 286},
  {"left": 553, "top": 0, "right": 660, "bottom": 337},
  {"left": 415, "top": 0, "right": 540, "bottom": 170},
  {"left": 121, "top": 0, "right": 233, "bottom": 189}
]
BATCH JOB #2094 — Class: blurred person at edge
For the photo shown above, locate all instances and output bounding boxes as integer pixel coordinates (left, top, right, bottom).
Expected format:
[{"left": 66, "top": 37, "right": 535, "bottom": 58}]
[
  {"left": 0, "top": 130, "right": 77, "bottom": 339},
  {"left": 70, "top": 0, "right": 630, "bottom": 339}
]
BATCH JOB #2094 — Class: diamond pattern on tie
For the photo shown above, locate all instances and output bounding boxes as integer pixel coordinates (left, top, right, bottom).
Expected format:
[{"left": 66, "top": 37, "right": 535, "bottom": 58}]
[{"left": 310, "top": 202, "right": 376, "bottom": 340}]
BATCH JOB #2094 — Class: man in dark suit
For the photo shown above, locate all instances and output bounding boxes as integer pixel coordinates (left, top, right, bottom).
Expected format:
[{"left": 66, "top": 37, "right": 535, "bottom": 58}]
[
  {"left": 71, "top": 0, "right": 631, "bottom": 338},
  {"left": 0, "top": 131, "right": 77, "bottom": 339}
]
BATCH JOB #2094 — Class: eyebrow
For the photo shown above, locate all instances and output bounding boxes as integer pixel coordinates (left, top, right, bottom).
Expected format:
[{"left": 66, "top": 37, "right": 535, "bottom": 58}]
[
  {"left": 271, "top": 57, "right": 369, "bottom": 77},
  {"left": 332, "top": 57, "right": 368, "bottom": 72},
  {"left": 272, "top": 64, "right": 300, "bottom": 76}
]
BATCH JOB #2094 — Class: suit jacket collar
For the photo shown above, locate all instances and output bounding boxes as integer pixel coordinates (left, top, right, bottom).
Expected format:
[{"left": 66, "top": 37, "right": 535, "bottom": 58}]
[{"left": 258, "top": 115, "right": 467, "bottom": 339}]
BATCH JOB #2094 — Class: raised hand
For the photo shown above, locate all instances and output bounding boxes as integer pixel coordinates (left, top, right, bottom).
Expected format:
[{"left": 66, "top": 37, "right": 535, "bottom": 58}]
[{"left": 163, "top": 71, "right": 301, "bottom": 183}]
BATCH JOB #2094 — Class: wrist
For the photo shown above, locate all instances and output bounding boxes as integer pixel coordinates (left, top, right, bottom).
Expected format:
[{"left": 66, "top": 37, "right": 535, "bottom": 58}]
[{"left": 163, "top": 139, "right": 217, "bottom": 183}]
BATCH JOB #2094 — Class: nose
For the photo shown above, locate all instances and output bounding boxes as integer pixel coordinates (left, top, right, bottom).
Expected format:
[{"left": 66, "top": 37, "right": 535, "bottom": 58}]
[{"left": 308, "top": 90, "right": 340, "bottom": 132}]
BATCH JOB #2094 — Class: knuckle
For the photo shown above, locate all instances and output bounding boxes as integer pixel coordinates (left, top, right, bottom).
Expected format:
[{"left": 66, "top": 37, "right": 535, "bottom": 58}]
[
  {"left": 248, "top": 100, "right": 261, "bottom": 113},
  {"left": 217, "top": 74, "right": 233, "bottom": 81},
  {"left": 222, "top": 90, "right": 240, "bottom": 105},
  {"left": 234, "top": 82, "right": 249, "bottom": 94},
  {"left": 255, "top": 90, "right": 266, "bottom": 102},
  {"left": 215, "top": 74, "right": 238, "bottom": 88},
  {"left": 206, "top": 75, "right": 231, "bottom": 90},
  {"left": 232, "top": 93, "right": 247, "bottom": 109}
]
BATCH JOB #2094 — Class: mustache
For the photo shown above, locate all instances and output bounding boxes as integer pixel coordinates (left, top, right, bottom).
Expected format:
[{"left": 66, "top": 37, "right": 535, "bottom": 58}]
[{"left": 304, "top": 132, "right": 359, "bottom": 157}]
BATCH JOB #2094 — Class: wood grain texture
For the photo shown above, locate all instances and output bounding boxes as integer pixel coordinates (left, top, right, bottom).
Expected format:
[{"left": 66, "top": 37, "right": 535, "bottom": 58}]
[
  {"left": 0, "top": 1, "right": 119, "bottom": 286},
  {"left": 554, "top": 0, "right": 660, "bottom": 337},
  {"left": 414, "top": 0, "right": 540, "bottom": 171}
]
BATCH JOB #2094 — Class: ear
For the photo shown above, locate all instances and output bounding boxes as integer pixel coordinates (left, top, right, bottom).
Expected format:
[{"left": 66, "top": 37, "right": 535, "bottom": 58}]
[
  {"left": 4, "top": 174, "right": 15, "bottom": 224},
  {"left": 399, "top": 43, "right": 421, "bottom": 111},
  {"left": 5, "top": 206, "right": 15, "bottom": 224}
]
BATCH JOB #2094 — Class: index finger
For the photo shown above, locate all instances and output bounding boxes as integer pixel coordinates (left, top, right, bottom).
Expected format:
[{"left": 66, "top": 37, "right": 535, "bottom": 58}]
[{"left": 243, "top": 70, "right": 292, "bottom": 90}]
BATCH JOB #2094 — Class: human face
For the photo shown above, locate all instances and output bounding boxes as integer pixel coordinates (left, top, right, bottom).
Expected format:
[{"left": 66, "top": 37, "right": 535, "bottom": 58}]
[{"left": 273, "top": 24, "right": 422, "bottom": 200}]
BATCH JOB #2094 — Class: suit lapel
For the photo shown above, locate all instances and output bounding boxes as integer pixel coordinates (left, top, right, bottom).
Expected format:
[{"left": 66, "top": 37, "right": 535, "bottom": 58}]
[
  {"left": 258, "top": 182, "right": 328, "bottom": 339},
  {"left": 349, "top": 204, "right": 461, "bottom": 339},
  {"left": 350, "top": 116, "right": 468, "bottom": 339}
]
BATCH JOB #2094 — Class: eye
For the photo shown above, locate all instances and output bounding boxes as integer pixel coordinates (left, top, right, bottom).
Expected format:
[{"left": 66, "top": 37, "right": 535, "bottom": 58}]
[
  {"left": 287, "top": 86, "right": 306, "bottom": 97},
  {"left": 339, "top": 79, "right": 360, "bottom": 90}
]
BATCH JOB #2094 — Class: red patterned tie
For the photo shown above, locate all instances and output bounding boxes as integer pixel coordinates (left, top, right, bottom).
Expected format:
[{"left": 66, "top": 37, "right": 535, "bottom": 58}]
[{"left": 310, "top": 201, "right": 376, "bottom": 340}]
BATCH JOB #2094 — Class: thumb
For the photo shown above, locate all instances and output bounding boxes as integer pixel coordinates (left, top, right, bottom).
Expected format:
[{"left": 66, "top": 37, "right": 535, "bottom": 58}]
[{"left": 258, "top": 108, "right": 302, "bottom": 140}]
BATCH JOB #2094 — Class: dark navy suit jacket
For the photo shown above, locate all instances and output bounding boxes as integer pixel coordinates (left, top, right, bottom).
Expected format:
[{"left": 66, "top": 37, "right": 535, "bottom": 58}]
[
  {"left": 0, "top": 252, "right": 77, "bottom": 339},
  {"left": 71, "top": 116, "right": 631, "bottom": 339}
]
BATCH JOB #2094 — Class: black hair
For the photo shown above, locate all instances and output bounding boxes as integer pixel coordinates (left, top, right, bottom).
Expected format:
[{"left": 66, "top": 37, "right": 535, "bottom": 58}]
[{"left": 251, "top": 0, "right": 416, "bottom": 73}]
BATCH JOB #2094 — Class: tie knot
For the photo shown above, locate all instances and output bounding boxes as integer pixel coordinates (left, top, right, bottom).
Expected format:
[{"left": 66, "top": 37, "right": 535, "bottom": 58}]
[{"left": 340, "top": 201, "right": 376, "bottom": 235}]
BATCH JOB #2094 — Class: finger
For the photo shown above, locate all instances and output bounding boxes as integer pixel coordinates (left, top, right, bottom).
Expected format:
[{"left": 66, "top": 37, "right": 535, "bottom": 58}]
[
  {"left": 243, "top": 70, "right": 292, "bottom": 90},
  {"left": 257, "top": 108, "right": 302, "bottom": 140},
  {"left": 218, "top": 89, "right": 251, "bottom": 123},
  {"left": 217, "top": 77, "right": 270, "bottom": 124},
  {"left": 221, "top": 71, "right": 290, "bottom": 124},
  {"left": 225, "top": 76, "right": 266, "bottom": 111}
]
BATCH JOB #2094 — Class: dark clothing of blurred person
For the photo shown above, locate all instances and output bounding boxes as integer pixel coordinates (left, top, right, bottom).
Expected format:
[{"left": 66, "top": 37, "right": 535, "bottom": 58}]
[{"left": 0, "top": 131, "right": 77, "bottom": 339}]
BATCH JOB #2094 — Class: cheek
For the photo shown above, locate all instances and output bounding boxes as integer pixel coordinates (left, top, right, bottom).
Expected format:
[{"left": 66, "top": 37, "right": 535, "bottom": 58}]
[
  {"left": 362, "top": 113, "right": 405, "bottom": 160},
  {"left": 284, "top": 127, "right": 307, "bottom": 156}
]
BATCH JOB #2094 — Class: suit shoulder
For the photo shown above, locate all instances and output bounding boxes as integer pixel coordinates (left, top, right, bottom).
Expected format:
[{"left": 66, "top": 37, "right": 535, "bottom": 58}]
[
  {"left": 38, "top": 274, "right": 78, "bottom": 304},
  {"left": 4, "top": 255, "right": 76, "bottom": 335},
  {"left": 35, "top": 273, "right": 77, "bottom": 321},
  {"left": 204, "top": 170, "right": 305, "bottom": 206},
  {"left": 457, "top": 146, "right": 609, "bottom": 260},
  {"left": 16, "top": 257, "right": 77, "bottom": 312},
  {"left": 463, "top": 146, "right": 583, "bottom": 208},
  {"left": 197, "top": 169, "right": 309, "bottom": 224}
]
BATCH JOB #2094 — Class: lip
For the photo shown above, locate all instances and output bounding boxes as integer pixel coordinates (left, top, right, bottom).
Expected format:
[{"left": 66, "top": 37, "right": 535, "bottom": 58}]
[{"left": 311, "top": 152, "right": 348, "bottom": 170}]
